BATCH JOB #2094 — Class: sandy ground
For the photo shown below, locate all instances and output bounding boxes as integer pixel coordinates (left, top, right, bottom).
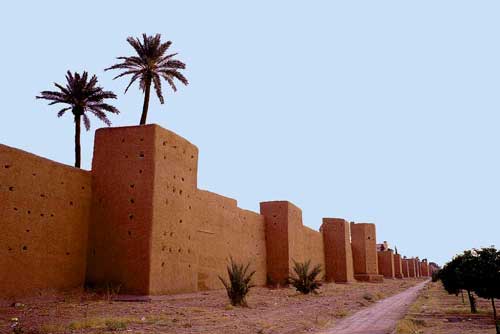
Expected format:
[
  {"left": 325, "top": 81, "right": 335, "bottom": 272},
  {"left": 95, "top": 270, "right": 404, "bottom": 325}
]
[
  {"left": 396, "top": 281, "right": 499, "bottom": 334},
  {"left": 0, "top": 278, "right": 424, "bottom": 334}
]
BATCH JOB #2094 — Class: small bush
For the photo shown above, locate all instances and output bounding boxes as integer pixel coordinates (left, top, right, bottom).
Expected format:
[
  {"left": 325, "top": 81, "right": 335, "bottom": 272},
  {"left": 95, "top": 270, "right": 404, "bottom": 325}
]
[
  {"left": 218, "top": 257, "right": 255, "bottom": 307},
  {"left": 362, "top": 292, "right": 374, "bottom": 301},
  {"left": 431, "top": 270, "right": 440, "bottom": 282},
  {"left": 289, "top": 259, "right": 322, "bottom": 294},
  {"left": 105, "top": 319, "right": 127, "bottom": 331}
]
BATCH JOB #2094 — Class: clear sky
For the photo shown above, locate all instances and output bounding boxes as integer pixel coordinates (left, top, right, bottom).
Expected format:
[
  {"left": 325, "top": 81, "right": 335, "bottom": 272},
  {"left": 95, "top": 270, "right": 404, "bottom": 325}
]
[{"left": 1, "top": 1, "right": 499, "bottom": 265}]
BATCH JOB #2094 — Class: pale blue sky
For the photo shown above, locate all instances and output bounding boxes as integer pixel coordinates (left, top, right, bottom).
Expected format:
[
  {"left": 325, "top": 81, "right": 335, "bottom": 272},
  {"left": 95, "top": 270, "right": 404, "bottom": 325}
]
[{"left": 1, "top": 1, "right": 499, "bottom": 265}]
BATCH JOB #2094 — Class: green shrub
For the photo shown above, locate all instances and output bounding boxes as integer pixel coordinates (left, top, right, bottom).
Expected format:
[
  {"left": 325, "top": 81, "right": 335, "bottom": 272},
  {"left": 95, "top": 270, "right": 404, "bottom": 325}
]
[
  {"left": 289, "top": 259, "right": 322, "bottom": 294},
  {"left": 218, "top": 257, "right": 255, "bottom": 307}
]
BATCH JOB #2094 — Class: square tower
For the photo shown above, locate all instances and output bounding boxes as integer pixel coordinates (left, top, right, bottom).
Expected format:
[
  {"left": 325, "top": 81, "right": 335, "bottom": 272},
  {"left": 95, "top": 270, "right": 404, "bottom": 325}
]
[
  {"left": 350, "top": 222, "right": 383, "bottom": 282},
  {"left": 320, "top": 218, "right": 355, "bottom": 283}
]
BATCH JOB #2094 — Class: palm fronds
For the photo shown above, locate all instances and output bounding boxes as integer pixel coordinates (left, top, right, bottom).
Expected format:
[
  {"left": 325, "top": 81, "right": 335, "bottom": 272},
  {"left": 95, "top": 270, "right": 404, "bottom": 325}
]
[
  {"left": 218, "top": 257, "right": 255, "bottom": 307},
  {"left": 289, "top": 259, "right": 322, "bottom": 294}
]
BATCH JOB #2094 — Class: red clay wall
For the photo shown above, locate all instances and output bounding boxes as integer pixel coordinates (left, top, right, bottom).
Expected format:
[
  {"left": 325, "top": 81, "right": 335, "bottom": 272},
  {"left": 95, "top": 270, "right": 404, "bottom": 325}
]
[
  {"left": 87, "top": 125, "right": 267, "bottom": 295},
  {"left": 420, "top": 260, "right": 429, "bottom": 277},
  {"left": 321, "top": 218, "right": 354, "bottom": 283},
  {"left": 260, "top": 201, "right": 325, "bottom": 286},
  {"left": 408, "top": 259, "right": 417, "bottom": 277},
  {"left": 402, "top": 259, "right": 410, "bottom": 278},
  {"left": 0, "top": 145, "right": 92, "bottom": 300},
  {"left": 394, "top": 254, "right": 404, "bottom": 279},
  {"left": 350, "top": 222, "right": 383, "bottom": 282},
  {"left": 377, "top": 251, "right": 395, "bottom": 279}
]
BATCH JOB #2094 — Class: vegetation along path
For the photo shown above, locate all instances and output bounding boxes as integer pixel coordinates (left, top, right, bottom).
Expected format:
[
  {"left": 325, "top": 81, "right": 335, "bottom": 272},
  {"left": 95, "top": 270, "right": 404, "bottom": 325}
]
[{"left": 321, "top": 279, "right": 430, "bottom": 334}]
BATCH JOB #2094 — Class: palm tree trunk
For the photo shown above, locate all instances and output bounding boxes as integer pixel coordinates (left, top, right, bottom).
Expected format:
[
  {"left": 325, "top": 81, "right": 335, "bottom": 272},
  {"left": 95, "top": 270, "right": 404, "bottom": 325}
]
[
  {"left": 467, "top": 289, "right": 477, "bottom": 313},
  {"left": 74, "top": 114, "right": 81, "bottom": 168},
  {"left": 492, "top": 298, "right": 499, "bottom": 334},
  {"left": 140, "top": 76, "right": 152, "bottom": 125}
]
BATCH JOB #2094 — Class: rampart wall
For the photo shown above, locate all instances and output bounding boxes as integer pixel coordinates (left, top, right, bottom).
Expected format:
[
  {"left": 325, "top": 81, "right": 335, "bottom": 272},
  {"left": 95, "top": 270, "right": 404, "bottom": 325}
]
[
  {"left": 1, "top": 124, "right": 429, "bottom": 300},
  {"left": 0, "top": 145, "right": 92, "bottom": 299}
]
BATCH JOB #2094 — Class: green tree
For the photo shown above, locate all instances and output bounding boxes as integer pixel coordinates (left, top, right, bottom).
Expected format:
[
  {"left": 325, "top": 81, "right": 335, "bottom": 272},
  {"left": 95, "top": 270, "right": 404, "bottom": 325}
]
[
  {"left": 105, "top": 34, "right": 188, "bottom": 125},
  {"left": 440, "top": 250, "right": 480, "bottom": 313},
  {"left": 474, "top": 247, "right": 500, "bottom": 334},
  {"left": 37, "top": 71, "right": 119, "bottom": 168}
]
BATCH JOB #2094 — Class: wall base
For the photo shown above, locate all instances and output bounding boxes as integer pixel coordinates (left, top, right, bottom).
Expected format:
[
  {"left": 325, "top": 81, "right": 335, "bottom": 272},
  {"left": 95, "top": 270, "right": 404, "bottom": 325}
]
[{"left": 354, "top": 274, "right": 384, "bottom": 283}]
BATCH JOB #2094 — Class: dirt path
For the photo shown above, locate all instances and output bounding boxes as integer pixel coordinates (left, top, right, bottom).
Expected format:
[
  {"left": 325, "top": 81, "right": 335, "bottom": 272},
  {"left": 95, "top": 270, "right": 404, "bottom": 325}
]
[{"left": 320, "top": 279, "right": 429, "bottom": 334}]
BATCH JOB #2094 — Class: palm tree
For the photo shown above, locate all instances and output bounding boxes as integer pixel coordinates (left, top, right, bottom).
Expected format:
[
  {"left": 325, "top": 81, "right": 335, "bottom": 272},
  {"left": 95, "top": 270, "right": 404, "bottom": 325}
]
[
  {"left": 105, "top": 33, "right": 188, "bottom": 125},
  {"left": 37, "top": 71, "right": 119, "bottom": 168}
]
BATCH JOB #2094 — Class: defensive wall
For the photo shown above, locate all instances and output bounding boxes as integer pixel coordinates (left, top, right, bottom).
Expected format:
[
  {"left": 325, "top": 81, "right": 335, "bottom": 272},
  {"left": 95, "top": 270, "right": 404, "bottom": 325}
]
[{"left": 1, "top": 124, "right": 430, "bottom": 300}]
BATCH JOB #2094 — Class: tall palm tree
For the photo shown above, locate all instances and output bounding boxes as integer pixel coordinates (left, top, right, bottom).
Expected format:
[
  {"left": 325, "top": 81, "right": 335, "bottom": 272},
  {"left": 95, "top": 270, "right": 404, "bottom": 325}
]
[
  {"left": 37, "top": 71, "right": 119, "bottom": 168},
  {"left": 105, "top": 33, "right": 188, "bottom": 125}
]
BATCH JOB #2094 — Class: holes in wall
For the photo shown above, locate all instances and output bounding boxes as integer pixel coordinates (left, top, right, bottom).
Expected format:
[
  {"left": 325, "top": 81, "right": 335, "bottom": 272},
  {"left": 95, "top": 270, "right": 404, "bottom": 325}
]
[
  {"left": 140, "top": 138, "right": 144, "bottom": 142},
  {"left": 81, "top": 186, "right": 85, "bottom": 190},
  {"left": 50, "top": 214, "right": 54, "bottom": 217},
  {"left": 161, "top": 262, "right": 165, "bottom": 267},
  {"left": 188, "top": 205, "right": 192, "bottom": 210},
  {"left": 27, "top": 210, "right": 31, "bottom": 215},
  {"left": 139, "top": 152, "right": 145, "bottom": 158},
  {"left": 130, "top": 184, "right": 135, "bottom": 189},
  {"left": 170, "top": 232, "right": 174, "bottom": 237},
  {"left": 173, "top": 175, "right": 176, "bottom": 180},
  {"left": 60, "top": 181, "right": 64, "bottom": 185},
  {"left": 125, "top": 155, "right": 129, "bottom": 158},
  {"left": 162, "top": 246, "right": 166, "bottom": 251},
  {"left": 129, "top": 214, "right": 134, "bottom": 220},
  {"left": 178, "top": 248, "right": 182, "bottom": 253},
  {"left": 4, "top": 164, "right": 11, "bottom": 169},
  {"left": 163, "top": 141, "right": 167, "bottom": 146},
  {"left": 172, "top": 145, "right": 177, "bottom": 149},
  {"left": 181, "top": 177, "right": 184, "bottom": 182},
  {"left": 139, "top": 169, "right": 143, "bottom": 174},
  {"left": 32, "top": 173, "right": 36, "bottom": 176},
  {"left": 179, "top": 190, "right": 183, "bottom": 195},
  {"left": 13, "top": 207, "right": 18, "bottom": 211},
  {"left": 69, "top": 201, "right": 74, "bottom": 206},
  {"left": 40, "top": 213, "right": 44, "bottom": 217},
  {"left": 183, "top": 149, "right": 186, "bottom": 154},
  {"left": 169, "top": 248, "right": 172, "bottom": 253},
  {"left": 8, "top": 247, "right": 12, "bottom": 251},
  {"left": 179, "top": 219, "right": 183, "bottom": 224},
  {"left": 191, "top": 155, "right": 194, "bottom": 159},
  {"left": 26, "top": 229, "right": 30, "bottom": 233},
  {"left": 121, "top": 139, "right": 125, "bottom": 143},
  {"left": 22, "top": 246, "right": 27, "bottom": 251},
  {"left": 130, "top": 198, "right": 135, "bottom": 204},
  {"left": 128, "top": 231, "right": 132, "bottom": 236},
  {"left": 165, "top": 199, "right": 169, "bottom": 205},
  {"left": 40, "top": 194, "right": 45, "bottom": 198},
  {"left": 172, "top": 187, "right": 176, "bottom": 193},
  {"left": 9, "top": 186, "right": 14, "bottom": 191},
  {"left": 66, "top": 252, "right": 70, "bottom": 256}
]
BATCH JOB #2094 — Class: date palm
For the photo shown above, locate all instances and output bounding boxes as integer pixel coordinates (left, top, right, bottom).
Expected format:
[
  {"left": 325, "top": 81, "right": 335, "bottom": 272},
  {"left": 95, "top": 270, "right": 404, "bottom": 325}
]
[
  {"left": 37, "top": 71, "right": 119, "bottom": 168},
  {"left": 105, "top": 33, "right": 188, "bottom": 125}
]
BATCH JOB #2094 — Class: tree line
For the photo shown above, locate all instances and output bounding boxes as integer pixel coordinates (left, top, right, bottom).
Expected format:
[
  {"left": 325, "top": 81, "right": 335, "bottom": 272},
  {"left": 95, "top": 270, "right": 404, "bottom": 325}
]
[
  {"left": 438, "top": 246, "right": 500, "bottom": 333},
  {"left": 37, "top": 34, "right": 188, "bottom": 168}
]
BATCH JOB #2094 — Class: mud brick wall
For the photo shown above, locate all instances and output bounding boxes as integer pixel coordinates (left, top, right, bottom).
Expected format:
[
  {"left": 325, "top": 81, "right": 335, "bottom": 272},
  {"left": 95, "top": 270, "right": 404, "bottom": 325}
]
[
  {"left": 321, "top": 218, "right": 354, "bottom": 283},
  {"left": 377, "top": 250, "right": 395, "bottom": 279},
  {"left": 350, "top": 222, "right": 383, "bottom": 282},
  {"left": 402, "top": 259, "right": 410, "bottom": 277},
  {"left": 420, "top": 260, "right": 429, "bottom": 277},
  {"left": 394, "top": 254, "right": 404, "bottom": 279},
  {"left": 408, "top": 258, "right": 417, "bottom": 277},
  {"left": 260, "top": 201, "right": 325, "bottom": 286},
  {"left": 87, "top": 125, "right": 267, "bottom": 295},
  {"left": 0, "top": 145, "right": 92, "bottom": 299}
]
